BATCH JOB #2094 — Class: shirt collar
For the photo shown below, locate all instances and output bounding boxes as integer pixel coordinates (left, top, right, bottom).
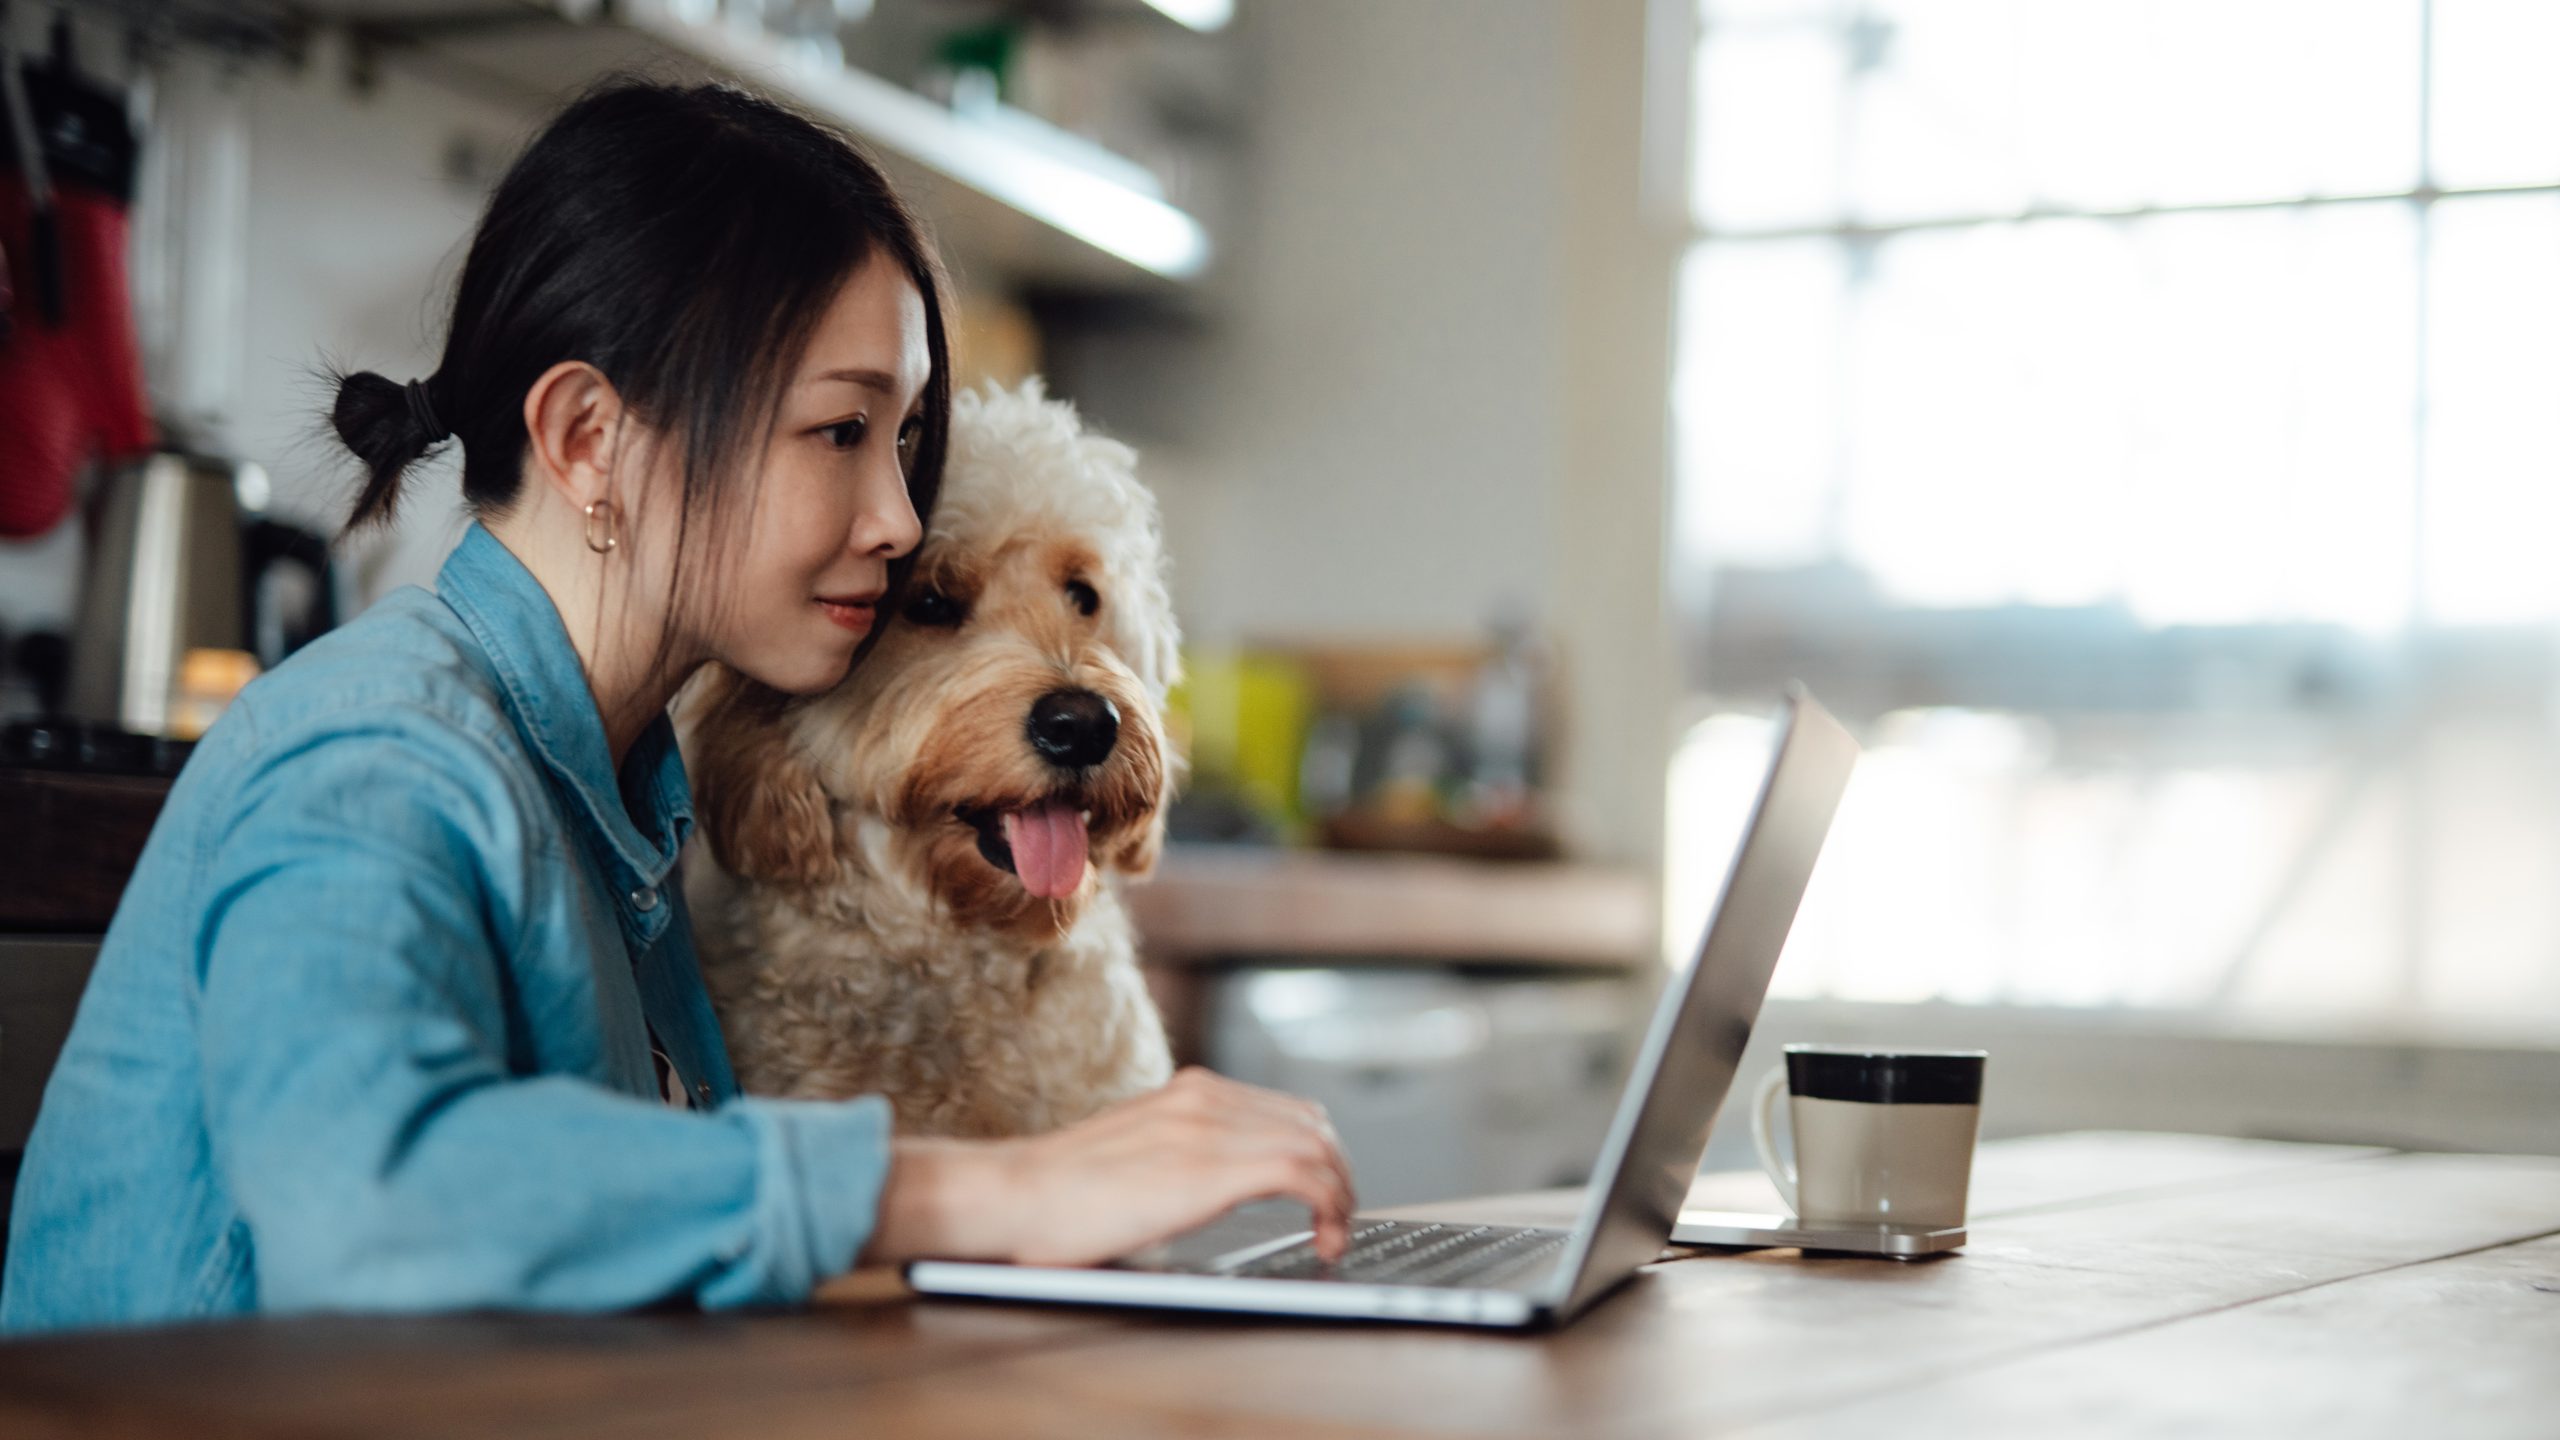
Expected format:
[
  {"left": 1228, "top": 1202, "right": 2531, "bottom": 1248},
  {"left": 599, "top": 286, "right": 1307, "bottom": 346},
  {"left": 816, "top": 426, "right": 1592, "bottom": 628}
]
[{"left": 437, "top": 522, "right": 695, "bottom": 887}]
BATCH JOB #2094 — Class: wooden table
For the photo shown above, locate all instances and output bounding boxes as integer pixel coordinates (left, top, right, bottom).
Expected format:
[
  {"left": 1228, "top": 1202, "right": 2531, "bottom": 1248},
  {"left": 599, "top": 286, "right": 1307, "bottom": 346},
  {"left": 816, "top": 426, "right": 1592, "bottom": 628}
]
[{"left": 3, "top": 1132, "right": 2555, "bottom": 1438}]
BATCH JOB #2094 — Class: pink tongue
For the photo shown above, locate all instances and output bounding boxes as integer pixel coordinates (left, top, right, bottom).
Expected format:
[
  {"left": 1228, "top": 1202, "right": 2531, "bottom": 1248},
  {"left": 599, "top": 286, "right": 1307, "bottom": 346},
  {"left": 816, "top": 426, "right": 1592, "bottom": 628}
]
[{"left": 1000, "top": 803, "right": 1090, "bottom": 900}]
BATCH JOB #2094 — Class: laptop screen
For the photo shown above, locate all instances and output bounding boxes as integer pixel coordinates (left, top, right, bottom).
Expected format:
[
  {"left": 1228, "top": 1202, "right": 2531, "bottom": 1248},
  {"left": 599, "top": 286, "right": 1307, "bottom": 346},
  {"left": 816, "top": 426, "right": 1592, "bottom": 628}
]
[{"left": 1547, "top": 686, "right": 1859, "bottom": 1318}]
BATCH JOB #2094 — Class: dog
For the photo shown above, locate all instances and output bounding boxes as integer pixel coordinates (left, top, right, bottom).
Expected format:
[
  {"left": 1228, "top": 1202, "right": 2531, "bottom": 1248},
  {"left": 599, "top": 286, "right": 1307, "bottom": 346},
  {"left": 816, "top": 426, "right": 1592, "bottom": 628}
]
[{"left": 681, "top": 379, "right": 1180, "bottom": 1138}]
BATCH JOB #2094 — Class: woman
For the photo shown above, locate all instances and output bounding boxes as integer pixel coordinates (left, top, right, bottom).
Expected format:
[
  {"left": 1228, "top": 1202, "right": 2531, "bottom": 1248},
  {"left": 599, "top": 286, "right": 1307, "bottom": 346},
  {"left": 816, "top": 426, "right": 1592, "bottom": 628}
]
[{"left": 2, "top": 81, "right": 1351, "bottom": 1334}]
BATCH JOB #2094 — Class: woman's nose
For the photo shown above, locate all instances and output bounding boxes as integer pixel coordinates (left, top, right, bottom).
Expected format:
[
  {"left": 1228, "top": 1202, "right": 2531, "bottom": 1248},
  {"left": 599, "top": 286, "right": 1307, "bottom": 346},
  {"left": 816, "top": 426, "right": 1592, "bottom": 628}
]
[{"left": 852, "top": 468, "right": 924, "bottom": 560}]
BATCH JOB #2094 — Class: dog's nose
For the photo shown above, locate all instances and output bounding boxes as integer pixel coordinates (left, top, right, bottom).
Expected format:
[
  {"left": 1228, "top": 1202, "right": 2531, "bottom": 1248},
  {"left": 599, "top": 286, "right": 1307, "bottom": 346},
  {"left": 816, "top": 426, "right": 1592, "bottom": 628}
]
[{"left": 1026, "top": 689, "right": 1120, "bottom": 769}]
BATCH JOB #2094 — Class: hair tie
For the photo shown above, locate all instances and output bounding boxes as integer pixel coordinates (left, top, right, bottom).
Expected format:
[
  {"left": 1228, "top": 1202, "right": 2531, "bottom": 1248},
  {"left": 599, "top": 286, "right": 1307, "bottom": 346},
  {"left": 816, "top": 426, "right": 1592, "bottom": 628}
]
[{"left": 404, "top": 378, "right": 450, "bottom": 443}]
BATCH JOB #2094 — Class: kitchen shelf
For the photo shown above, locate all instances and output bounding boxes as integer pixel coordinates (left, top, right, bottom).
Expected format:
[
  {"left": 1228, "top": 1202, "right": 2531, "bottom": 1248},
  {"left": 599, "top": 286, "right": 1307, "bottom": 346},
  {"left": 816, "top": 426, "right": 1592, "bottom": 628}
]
[
  {"left": 1124, "top": 847, "right": 1657, "bottom": 970},
  {"left": 299, "top": 0, "right": 1212, "bottom": 292},
  {"left": 620, "top": 2, "right": 1209, "bottom": 286}
]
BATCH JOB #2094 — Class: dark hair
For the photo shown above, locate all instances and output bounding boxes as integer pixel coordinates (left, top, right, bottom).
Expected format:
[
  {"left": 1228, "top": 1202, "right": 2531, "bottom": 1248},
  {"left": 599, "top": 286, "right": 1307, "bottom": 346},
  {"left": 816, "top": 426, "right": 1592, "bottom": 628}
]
[{"left": 329, "top": 79, "right": 951, "bottom": 651}]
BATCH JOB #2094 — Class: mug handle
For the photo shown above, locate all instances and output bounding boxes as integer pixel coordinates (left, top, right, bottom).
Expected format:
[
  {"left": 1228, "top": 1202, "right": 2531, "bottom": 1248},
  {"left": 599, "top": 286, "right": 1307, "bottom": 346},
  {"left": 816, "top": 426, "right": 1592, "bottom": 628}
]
[{"left": 1750, "top": 1065, "right": 1798, "bottom": 1215}]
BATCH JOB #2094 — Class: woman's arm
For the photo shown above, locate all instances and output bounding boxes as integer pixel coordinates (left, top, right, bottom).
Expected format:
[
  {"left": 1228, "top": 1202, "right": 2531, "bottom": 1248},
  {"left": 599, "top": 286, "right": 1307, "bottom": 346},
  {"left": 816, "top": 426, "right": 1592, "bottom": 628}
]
[
  {"left": 193, "top": 721, "right": 889, "bottom": 1314},
  {"left": 866, "top": 1068, "right": 1356, "bottom": 1267}
]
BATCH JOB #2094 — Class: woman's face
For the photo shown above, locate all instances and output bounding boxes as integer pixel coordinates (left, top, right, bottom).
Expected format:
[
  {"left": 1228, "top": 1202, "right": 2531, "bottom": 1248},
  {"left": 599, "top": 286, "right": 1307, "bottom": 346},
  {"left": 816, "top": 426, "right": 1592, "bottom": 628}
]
[{"left": 704, "top": 251, "right": 930, "bottom": 694}]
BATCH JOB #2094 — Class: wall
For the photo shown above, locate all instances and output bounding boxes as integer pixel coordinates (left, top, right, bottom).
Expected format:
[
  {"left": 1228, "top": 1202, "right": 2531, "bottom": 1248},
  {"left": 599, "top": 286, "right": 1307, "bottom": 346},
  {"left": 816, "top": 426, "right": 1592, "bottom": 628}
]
[
  {"left": 224, "top": 32, "right": 534, "bottom": 603},
  {"left": 1146, "top": 0, "right": 1684, "bottom": 867},
  {"left": 1153, "top": 0, "right": 1567, "bottom": 646},
  {"left": 1553, "top": 0, "right": 1686, "bottom": 870}
]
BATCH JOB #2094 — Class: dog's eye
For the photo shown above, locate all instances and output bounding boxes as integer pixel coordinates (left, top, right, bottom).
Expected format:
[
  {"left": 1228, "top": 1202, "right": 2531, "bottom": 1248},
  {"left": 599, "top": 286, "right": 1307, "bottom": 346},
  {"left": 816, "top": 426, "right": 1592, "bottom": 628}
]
[
  {"left": 1065, "top": 580, "right": 1100, "bottom": 618},
  {"left": 903, "top": 589, "right": 967, "bottom": 627}
]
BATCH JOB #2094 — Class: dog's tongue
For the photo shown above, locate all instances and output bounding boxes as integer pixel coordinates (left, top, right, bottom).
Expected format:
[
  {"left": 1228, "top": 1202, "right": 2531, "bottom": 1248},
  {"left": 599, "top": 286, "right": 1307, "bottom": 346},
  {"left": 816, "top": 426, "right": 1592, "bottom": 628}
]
[{"left": 1001, "top": 802, "right": 1089, "bottom": 900}]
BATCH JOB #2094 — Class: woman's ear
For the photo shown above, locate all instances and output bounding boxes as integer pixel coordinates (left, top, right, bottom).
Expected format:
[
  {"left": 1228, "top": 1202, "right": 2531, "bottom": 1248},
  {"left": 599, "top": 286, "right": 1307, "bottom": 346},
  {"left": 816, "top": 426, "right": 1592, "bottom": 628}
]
[
  {"left": 521, "top": 360, "right": 625, "bottom": 511},
  {"left": 685, "top": 668, "right": 840, "bottom": 888}
]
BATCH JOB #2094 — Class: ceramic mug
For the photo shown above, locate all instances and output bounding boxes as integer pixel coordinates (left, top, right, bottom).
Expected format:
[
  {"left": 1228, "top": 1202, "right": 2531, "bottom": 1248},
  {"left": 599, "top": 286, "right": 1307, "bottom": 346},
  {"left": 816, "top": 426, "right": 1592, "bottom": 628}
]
[{"left": 1751, "top": 1045, "right": 1987, "bottom": 1228}]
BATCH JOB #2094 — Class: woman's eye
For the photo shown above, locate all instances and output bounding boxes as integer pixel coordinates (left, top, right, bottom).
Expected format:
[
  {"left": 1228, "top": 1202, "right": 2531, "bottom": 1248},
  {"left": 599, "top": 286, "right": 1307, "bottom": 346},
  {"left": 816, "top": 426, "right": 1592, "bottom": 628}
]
[
  {"left": 821, "top": 416, "right": 868, "bottom": 450},
  {"left": 903, "top": 588, "right": 966, "bottom": 627},
  {"left": 895, "top": 417, "right": 922, "bottom": 468},
  {"left": 1065, "top": 580, "right": 1100, "bottom": 618}
]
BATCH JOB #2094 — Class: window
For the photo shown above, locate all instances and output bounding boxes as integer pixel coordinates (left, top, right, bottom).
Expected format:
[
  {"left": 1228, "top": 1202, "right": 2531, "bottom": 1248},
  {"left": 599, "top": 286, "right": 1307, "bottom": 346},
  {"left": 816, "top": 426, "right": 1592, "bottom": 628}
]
[{"left": 1669, "top": 0, "right": 2560, "bottom": 1037}]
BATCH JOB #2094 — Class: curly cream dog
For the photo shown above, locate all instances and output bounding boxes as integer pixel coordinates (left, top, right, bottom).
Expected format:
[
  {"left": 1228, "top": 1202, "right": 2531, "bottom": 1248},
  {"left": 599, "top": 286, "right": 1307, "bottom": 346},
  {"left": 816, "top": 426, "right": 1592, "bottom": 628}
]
[{"left": 682, "top": 380, "right": 1179, "bottom": 1138}]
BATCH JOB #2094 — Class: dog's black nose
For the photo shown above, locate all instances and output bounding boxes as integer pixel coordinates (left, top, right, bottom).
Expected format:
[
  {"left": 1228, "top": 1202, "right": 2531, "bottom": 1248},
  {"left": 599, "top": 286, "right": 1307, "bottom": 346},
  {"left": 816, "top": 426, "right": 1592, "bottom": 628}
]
[{"left": 1026, "top": 689, "right": 1120, "bottom": 769}]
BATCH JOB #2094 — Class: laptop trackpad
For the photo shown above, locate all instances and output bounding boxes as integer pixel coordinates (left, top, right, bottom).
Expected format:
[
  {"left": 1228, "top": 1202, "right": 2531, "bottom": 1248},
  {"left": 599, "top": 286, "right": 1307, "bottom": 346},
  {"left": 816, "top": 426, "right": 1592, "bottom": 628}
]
[{"left": 1114, "top": 1200, "right": 1313, "bottom": 1272}]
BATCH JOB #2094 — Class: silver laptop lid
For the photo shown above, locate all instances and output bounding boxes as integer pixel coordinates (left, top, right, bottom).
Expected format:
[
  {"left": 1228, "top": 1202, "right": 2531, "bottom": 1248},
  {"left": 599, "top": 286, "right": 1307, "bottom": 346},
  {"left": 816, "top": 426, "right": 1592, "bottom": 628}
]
[{"left": 1542, "top": 685, "right": 1857, "bottom": 1319}]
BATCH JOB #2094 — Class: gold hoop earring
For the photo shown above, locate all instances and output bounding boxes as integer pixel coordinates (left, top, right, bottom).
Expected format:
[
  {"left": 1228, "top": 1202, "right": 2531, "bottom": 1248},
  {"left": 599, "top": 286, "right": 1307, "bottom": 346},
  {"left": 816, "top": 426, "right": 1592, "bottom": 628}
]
[{"left": 583, "top": 500, "right": 619, "bottom": 555}]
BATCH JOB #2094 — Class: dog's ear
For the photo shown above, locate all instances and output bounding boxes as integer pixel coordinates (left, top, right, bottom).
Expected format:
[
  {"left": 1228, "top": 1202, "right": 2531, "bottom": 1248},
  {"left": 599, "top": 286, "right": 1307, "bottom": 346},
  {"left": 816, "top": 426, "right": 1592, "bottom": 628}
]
[{"left": 688, "top": 670, "right": 839, "bottom": 889}]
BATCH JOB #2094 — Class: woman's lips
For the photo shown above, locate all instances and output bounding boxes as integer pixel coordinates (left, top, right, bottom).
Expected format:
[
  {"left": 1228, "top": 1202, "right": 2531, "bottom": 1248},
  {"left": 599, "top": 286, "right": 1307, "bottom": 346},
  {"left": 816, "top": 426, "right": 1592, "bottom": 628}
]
[{"left": 816, "top": 597, "right": 879, "bottom": 633}]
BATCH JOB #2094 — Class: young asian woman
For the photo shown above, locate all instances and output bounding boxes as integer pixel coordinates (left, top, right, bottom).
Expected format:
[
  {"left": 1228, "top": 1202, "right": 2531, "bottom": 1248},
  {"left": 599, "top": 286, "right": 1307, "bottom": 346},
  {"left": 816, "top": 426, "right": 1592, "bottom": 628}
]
[{"left": 1, "top": 81, "right": 1351, "bottom": 1334}]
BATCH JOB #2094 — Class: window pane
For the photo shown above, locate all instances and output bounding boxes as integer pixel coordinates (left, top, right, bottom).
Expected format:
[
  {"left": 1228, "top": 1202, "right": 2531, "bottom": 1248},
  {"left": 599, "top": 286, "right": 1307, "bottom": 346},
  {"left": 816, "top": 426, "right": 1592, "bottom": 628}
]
[
  {"left": 1835, "top": 218, "right": 2139, "bottom": 609},
  {"left": 1847, "top": 0, "right": 2029, "bottom": 224},
  {"left": 1693, "top": 22, "right": 1846, "bottom": 230},
  {"left": 1824, "top": 206, "right": 2416, "bottom": 625},
  {"left": 2120, "top": 203, "right": 2417, "bottom": 629},
  {"left": 2297, "top": 0, "right": 2426, "bottom": 198},
  {"left": 1675, "top": 708, "right": 2408, "bottom": 1018},
  {"left": 2273, "top": 204, "right": 2423, "bottom": 630},
  {"left": 2014, "top": 1, "right": 2153, "bottom": 211},
  {"left": 1675, "top": 698, "right": 2560, "bottom": 1030},
  {"left": 2431, "top": 0, "right": 2560, "bottom": 191},
  {"left": 2142, "top": 0, "right": 2421, "bottom": 208},
  {"left": 1674, "top": 239, "right": 1848, "bottom": 579},
  {"left": 2423, "top": 192, "right": 2560, "bottom": 624},
  {"left": 1839, "top": 0, "right": 2417, "bottom": 216},
  {"left": 1701, "top": 0, "right": 1826, "bottom": 20},
  {"left": 1709, "top": 0, "right": 2433, "bottom": 227}
]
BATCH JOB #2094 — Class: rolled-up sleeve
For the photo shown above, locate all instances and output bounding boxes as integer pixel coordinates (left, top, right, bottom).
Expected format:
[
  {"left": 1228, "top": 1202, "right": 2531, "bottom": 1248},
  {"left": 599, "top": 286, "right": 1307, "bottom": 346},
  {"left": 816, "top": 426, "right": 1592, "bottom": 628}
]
[{"left": 192, "top": 717, "right": 891, "bottom": 1315}]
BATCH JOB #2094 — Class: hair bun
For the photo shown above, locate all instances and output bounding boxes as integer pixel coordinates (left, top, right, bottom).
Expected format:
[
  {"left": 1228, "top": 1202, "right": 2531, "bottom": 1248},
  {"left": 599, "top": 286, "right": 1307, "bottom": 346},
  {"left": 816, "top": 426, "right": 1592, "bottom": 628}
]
[{"left": 331, "top": 367, "right": 446, "bottom": 533}]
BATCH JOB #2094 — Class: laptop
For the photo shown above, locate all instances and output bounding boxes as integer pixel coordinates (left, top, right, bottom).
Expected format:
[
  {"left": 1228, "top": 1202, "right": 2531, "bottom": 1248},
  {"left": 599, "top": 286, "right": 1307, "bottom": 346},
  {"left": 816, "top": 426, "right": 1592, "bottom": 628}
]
[{"left": 906, "top": 684, "right": 1858, "bottom": 1330}]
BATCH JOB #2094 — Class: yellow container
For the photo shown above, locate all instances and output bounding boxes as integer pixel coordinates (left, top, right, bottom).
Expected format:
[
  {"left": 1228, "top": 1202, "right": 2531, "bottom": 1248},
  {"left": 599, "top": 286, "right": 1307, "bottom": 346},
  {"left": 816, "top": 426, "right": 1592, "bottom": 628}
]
[{"left": 1169, "top": 648, "right": 1317, "bottom": 835}]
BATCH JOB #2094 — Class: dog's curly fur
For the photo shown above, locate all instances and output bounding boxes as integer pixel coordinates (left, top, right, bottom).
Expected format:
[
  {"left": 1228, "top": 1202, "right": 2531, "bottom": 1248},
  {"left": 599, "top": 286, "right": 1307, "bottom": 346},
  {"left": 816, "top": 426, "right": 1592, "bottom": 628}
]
[{"left": 681, "top": 380, "right": 1180, "bottom": 1138}]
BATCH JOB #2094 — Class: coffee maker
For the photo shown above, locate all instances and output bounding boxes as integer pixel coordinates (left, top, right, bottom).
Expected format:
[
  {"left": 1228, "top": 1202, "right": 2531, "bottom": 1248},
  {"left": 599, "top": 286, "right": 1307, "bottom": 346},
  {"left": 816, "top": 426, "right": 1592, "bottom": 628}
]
[{"left": 55, "top": 450, "right": 334, "bottom": 748}]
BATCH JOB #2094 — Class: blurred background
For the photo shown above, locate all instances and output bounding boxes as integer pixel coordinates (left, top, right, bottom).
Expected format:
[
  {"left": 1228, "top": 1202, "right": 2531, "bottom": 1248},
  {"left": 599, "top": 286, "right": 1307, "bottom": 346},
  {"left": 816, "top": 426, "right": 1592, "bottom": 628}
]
[{"left": 2, "top": 0, "right": 2556, "bottom": 1211}]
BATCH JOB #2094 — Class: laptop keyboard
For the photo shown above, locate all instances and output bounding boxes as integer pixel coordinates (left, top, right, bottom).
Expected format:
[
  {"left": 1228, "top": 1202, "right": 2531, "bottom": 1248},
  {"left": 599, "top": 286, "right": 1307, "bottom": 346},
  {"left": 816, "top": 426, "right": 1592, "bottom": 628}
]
[{"left": 1222, "top": 1220, "right": 1569, "bottom": 1289}]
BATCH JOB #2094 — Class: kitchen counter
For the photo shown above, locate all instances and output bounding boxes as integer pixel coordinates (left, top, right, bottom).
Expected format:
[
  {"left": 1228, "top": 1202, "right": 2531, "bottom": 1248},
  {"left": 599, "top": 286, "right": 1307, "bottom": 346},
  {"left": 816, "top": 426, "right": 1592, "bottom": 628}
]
[{"left": 1127, "top": 846, "right": 1656, "bottom": 969}]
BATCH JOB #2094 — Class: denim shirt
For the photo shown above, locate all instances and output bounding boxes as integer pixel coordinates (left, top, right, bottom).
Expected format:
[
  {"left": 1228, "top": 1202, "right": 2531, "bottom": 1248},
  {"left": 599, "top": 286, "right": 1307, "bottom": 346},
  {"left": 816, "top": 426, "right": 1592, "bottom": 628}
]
[{"left": 3, "top": 523, "right": 890, "bottom": 1334}]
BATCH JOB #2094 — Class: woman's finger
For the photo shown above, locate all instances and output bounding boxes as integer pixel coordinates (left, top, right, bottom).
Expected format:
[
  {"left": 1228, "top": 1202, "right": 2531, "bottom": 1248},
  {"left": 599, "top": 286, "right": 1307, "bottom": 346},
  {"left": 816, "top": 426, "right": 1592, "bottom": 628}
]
[
  {"left": 1226, "top": 1154, "right": 1352, "bottom": 1261},
  {"left": 1184, "top": 1076, "right": 1361, "bottom": 1222},
  {"left": 1183, "top": 1075, "right": 1353, "bottom": 1172},
  {"left": 1195, "top": 1115, "right": 1359, "bottom": 1215},
  {"left": 1202, "top": 1072, "right": 1339, "bottom": 1140}
]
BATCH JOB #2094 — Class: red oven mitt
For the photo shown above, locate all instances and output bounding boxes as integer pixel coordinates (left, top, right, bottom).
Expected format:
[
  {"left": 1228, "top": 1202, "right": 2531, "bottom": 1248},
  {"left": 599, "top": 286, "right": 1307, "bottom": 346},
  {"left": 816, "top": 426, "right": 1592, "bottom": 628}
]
[
  {"left": 0, "top": 176, "right": 154, "bottom": 540},
  {"left": 1, "top": 42, "right": 155, "bottom": 542}
]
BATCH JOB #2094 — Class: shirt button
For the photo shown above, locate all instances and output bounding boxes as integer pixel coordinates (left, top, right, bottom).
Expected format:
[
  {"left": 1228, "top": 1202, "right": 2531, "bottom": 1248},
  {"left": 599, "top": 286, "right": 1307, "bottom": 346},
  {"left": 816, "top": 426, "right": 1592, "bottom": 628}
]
[{"left": 630, "top": 885, "right": 660, "bottom": 913}]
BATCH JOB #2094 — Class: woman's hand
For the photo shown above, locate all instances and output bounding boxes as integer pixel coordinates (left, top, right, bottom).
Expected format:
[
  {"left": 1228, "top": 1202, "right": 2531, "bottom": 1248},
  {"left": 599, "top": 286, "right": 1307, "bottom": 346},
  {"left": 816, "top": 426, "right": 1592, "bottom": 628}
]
[{"left": 861, "top": 1067, "right": 1355, "bottom": 1268}]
